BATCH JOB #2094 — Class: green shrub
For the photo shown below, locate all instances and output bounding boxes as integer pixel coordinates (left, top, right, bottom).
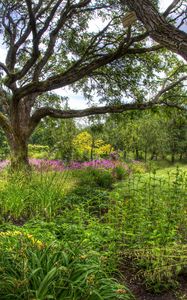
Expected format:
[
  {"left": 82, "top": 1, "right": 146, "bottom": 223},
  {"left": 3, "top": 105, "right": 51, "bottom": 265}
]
[
  {"left": 79, "top": 168, "right": 114, "bottom": 189},
  {"left": 129, "top": 161, "right": 147, "bottom": 174},
  {"left": 125, "top": 245, "right": 187, "bottom": 292},
  {"left": 94, "top": 169, "right": 113, "bottom": 189},
  {"left": 28, "top": 144, "right": 49, "bottom": 159},
  {"left": 0, "top": 171, "right": 69, "bottom": 221},
  {"left": 113, "top": 166, "right": 128, "bottom": 181}
]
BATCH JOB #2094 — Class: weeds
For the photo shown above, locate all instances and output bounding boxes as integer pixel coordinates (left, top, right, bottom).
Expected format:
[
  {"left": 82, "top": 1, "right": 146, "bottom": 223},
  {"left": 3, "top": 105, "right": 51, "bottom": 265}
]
[
  {"left": 112, "top": 168, "right": 187, "bottom": 291},
  {"left": 0, "top": 165, "right": 186, "bottom": 297}
]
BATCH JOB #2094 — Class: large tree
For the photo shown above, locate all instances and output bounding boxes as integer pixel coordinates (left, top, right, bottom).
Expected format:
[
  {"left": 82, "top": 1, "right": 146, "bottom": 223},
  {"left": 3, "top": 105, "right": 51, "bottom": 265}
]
[{"left": 0, "top": 0, "right": 186, "bottom": 169}]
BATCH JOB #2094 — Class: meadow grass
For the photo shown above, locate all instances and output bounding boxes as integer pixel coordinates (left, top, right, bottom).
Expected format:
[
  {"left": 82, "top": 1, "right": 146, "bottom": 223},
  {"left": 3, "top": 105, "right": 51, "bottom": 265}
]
[{"left": 0, "top": 162, "right": 186, "bottom": 298}]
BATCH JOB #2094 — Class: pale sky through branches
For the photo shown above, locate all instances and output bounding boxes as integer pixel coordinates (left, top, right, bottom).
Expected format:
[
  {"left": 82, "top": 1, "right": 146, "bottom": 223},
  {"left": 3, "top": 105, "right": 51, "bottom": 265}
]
[
  {"left": 0, "top": 0, "right": 180, "bottom": 109},
  {"left": 59, "top": 0, "right": 175, "bottom": 108}
]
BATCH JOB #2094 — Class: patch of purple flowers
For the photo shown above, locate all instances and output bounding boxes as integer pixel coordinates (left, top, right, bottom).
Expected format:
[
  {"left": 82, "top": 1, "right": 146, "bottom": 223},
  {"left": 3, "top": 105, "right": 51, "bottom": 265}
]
[
  {"left": 30, "top": 159, "right": 65, "bottom": 171},
  {"left": 68, "top": 159, "right": 117, "bottom": 170},
  {"left": 0, "top": 158, "right": 128, "bottom": 172}
]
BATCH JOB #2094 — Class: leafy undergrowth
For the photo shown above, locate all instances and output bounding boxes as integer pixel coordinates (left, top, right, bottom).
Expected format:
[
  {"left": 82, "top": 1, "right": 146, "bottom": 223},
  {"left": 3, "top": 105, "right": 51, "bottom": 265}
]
[
  {"left": 0, "top": 164, "right": 187, "bottom": 299},
  {"left": 0, "top": 230, "right": 132, "bottom": 300},
  {"left": 0, "top": 166, "right": 132, "bottom": 300},
  {"left": 112, "top": 167, "right": 187, "bottom": 293}
]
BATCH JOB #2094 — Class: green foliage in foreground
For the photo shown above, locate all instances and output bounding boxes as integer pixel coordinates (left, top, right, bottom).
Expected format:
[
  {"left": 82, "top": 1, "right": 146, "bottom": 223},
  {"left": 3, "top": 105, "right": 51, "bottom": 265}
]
[
  {"left": 0, "top": 165, "right": 186, "bottom": 298},
  {"left": 0, "top": 234, "right": 131, "bottom": 300},
  {"left": 112, "top": 167, "right": 187, "bottom": 292},
  {"left": 0, "top": 171, "right": 69, "bottom": 221}
]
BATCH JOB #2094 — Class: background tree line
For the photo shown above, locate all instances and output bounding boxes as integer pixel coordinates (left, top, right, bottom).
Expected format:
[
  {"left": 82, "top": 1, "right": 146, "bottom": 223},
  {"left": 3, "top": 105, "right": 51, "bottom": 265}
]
[{"left": 0, "top": 105, "right": 186, "bottom": 164}]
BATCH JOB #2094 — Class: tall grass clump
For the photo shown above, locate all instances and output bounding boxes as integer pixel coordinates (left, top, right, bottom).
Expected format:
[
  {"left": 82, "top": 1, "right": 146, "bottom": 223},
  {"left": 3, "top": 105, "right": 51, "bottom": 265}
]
[{"left": 0, "top": 170, "right": 70, "bottom": 221}]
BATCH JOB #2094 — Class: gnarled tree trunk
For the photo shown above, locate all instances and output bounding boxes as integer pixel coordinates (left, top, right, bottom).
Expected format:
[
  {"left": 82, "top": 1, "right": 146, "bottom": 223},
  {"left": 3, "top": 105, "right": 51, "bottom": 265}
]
[
  {"left": 8, "top": 135, "right": 30, "bottom": 171},
  {"left": 6, "top": 96, "right": 36, "bottom": 171}
]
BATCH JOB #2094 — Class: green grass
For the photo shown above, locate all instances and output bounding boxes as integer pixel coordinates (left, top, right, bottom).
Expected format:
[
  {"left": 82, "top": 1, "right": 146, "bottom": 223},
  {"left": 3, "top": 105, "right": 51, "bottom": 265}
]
[{"left": 0, "top": 163, "right": 187, "bottom": 298}]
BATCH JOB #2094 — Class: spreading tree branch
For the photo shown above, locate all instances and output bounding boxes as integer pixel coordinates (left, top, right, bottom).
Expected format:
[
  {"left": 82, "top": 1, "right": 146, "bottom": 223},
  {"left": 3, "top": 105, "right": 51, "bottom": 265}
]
[
  {"left": 0, "top": 62, "right": 10, "bottom": 75},
  {"left": 15, "top": 41, "right": 164, "bottom": 99},
  {"left": 163, "top": 0, "right": 181, "bottom": 17},
  {"left": 153, "top": 75, "right": 187, "bottom": 102},
  {"left": 29, "top": 74, "right": 187, "bottom": 134},
  {"left": 122, "top": 0, "right": 187, "bottom": 61}
]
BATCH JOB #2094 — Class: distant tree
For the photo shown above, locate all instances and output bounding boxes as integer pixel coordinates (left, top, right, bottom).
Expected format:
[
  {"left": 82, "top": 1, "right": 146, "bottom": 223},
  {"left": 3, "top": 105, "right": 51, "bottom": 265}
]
[
  {"left": 103, "top": 109, "right": 186, "bottom": 162},
  {"left": 166, "top": 109, "right": 187, "bottom": 162},
  {"left": 136, "top": 114, "right": 169, "bottom": 161},
  {"left": 73, "top": 131, "right": 112, "bottom": 161}
]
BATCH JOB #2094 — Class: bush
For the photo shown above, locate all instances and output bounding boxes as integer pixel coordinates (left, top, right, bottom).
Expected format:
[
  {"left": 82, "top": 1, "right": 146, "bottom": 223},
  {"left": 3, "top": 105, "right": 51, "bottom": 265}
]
[
  {"left": 78, "top": 168, "right": 114, "bottom": 189},
  {"left": 126, "top": 245, "right": 187, "bottom": 292},
  {"left": 0, "top": 171, "right": 68, "bottom": 221},
  {"left": 94, "top": 169, "right": 113, "bottom": 189},
  {"left": 129, "top": 161, "right": 147, "bottom": 174},
  {"left": 113, "top": 166, "right": 128, "bottom": 181},
  {"left": 28, "top": 144, "right": 49, "bottom": 159}
]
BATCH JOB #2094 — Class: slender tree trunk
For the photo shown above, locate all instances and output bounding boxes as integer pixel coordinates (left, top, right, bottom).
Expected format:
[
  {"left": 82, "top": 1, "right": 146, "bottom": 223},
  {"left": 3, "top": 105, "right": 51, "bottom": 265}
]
[
  {"left": 171, "top": 153, "right": 175, "bottom": 163},
  {"left": 135, "top": 148, "right": 139, "bottom": 160},
  {"left": 144, "top": 149, "right": 147, "bottom": 162},
  {"left": 151, "top": 151, "right": 156, "bottom": 160}
]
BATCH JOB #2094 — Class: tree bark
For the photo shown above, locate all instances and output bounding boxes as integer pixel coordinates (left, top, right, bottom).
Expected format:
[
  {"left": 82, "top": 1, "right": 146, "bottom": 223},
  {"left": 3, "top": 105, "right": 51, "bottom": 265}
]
[
  {"left": 123, "top": 0, "right": 187, "bottom": 61},
  {"left": 9, "top": 136, "right": 30, "bottom": 171},
  {"left": 7, "top": 96, "right": 35, "bottom": 171}
]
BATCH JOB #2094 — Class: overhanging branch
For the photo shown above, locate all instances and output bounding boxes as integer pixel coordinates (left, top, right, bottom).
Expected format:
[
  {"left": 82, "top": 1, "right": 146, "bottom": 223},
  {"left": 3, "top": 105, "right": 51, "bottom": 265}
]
[
  {"left": 29, "top": 100, "right": 186, "bottom": 136},
  {"left": 29, "top": 102, "right": 157, "bottom": 134},
  {"left": 15, "top": 42, "right": 164, "bottom": 99},
  {"left": 122, "top": 0, "right": 187, "bottom": 61},
  {"left": 163, "top": 0, "right": 181, "bottom": 17},
  {"left": 29, "top": 71, "right": 187, "bottom": 134}
]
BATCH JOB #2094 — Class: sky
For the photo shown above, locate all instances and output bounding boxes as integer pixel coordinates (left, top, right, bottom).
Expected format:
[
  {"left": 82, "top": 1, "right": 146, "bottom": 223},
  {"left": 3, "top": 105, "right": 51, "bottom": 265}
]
[{"left": 0, "top": 0, "right": 183, "bottom": 109}]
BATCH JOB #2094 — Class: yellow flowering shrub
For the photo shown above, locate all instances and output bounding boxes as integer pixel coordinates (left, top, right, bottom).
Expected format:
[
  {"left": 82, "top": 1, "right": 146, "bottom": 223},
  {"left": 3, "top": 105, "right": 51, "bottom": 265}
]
[
  {"left": 96, "top": 144, "right": 112, "bottom": 156},
  {"left": 73, "top": 131, "right": 113, "bottom": 159}
]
